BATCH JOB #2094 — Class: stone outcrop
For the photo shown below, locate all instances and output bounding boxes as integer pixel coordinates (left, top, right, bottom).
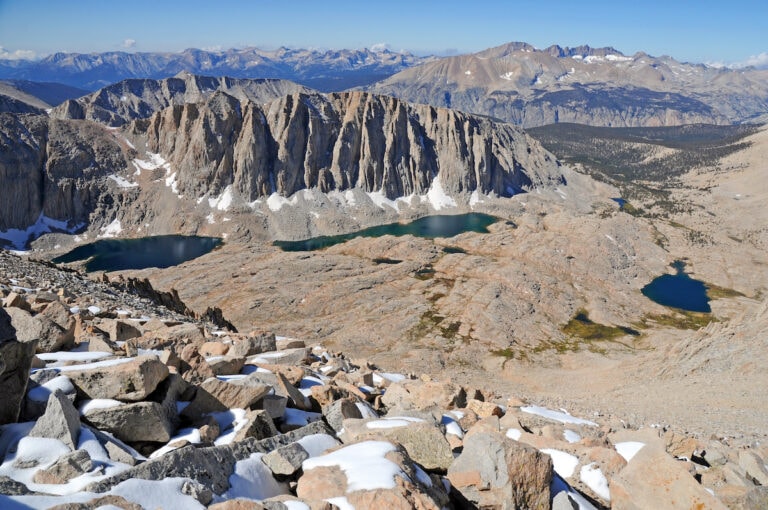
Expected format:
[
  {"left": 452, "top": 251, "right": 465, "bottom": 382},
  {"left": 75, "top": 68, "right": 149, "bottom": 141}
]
[
  {"left": 51, "top": 74, "right": 314, "bottom": 126},
  {"left": 66, "top": 355, "right": 169, "bottom": 401},
  {"left": 0, "top": 308, "right": 37, "bottom": 425},
  {"left": 0, "top": 112, "right": 129, "bottom": 235},
  {"left": 140, "top": 90, "right": 563, "bottom": 203}
]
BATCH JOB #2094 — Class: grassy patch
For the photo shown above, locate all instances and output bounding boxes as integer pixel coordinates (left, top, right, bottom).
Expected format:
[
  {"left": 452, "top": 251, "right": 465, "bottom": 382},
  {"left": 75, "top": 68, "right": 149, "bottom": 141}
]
[
  {"left": 705, "top": 284, "right": 744, "bottom": 300},
  {"left": 442, "top": 246, "right": 467, "bottom": 254},
  {"left": 632, "top": 311, "right": 715, "bottom": 330},
  {"left": 562, "top": 310, "right": 640, "bottom": 341},
  {"left": 414, "top": 265, "right": 436, "bottom": 280},
  {"left": 372, "top": 257, "right": 402, "bottom": 264}
]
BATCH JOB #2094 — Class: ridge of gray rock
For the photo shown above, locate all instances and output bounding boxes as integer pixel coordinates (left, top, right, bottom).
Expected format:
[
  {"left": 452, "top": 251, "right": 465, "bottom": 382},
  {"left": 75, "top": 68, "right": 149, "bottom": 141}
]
[
  {"left": 140, "top": 89, "right": 564, "bottom": 201},
  {"left": 50, "top": 73, "right": 314, "bottom": 126}
]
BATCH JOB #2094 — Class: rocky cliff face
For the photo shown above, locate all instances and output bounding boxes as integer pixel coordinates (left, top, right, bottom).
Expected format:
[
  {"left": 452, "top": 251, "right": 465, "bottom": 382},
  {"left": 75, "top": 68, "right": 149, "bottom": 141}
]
[
  {"left": 138, "top": 90, "right": 564, "bottom": 202},
  {"left": 0, "top": 113, "right": 128, "bottom": 234},
  {"left": 50, "top": 73, "right": 314, "bottom": 127},
  {"left": 366, "top": 42, "right": 768, "bottom": 128}
]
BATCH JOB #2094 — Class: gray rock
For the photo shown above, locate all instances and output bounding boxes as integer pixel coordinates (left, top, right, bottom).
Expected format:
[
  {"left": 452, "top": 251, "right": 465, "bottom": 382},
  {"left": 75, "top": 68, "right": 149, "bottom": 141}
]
[
  {"left": 66, "top": 354, "right": 169, "bottom": 401},
  {"left": 181, "top": 377, "right": 271, "bottom": 420},
  {"left": 6, "top": 306, "right": 68, "bottom": 353},
  {"left": 0, "top": 475, "right": 33, "bottom": 495},
  {"left": 552, "top": 490, "right": 579, "bottom": 510},
  {"left": 84, "top": 420, "right": 335, "bottom": 495},
  {"left": 738, "top": 450, "right": 768, "bottom": 486},
  {"left": 33, "top": 449, "right": 92, "bottom": 484},
  {"left": 98, "top": 318, "right": 142, "bottom": 342},
  {"left": 0, "top": 308, "right": 37, "bottom": 425},
  {"left": 447, "top": 430, "right": 553, "bottom": 510},
  {"left": 262, "top": 442, "right": 309, "bottom": 476},
  {"left": 229, "top": 332, "right": 276, "bottom": 357},
  {"left": 276, "top": 372, "right": 311, "bottom": 411},
  {"left": 261, "top": 395, "right": 288, "bottom": 421},
  {"left": 322, "top": 397, "right": 363, "bottom": 433},
  {"left": 342, "top": 417, "right": 454, "bottom": 471},
  {"left": 28, "top": 389, "right": 81, "bottom": 450},
  {"left": 83, "top": 401, "right": 174, "bottom": 443},
  {"left": 233, "top": 409, "right": 278, "bottom": 442},
  {"left": 207, "top": 355, "right": 246, "bottom": 376}
]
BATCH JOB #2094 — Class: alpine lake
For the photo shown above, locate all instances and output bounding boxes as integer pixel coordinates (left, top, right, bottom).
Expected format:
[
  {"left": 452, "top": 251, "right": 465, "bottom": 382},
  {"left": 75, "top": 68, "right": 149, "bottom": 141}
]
[
  {"left": 52, "top": 213, "right": 500, "bottom": 271},
  {"left": 641, "top": 260, "right": 711, "bottom": 313}
]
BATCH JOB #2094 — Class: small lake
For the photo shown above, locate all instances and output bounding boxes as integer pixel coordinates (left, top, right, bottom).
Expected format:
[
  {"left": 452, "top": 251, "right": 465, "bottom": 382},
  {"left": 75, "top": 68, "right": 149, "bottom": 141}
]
[
  {"left": 641, "top": 260, "right": 711, "bottom": 313},
  {"left": 274, "top": 213, "right": 498, "bottom": 251},
  {"left": 52, "top": 235, "right": 222, "bottom": 272}
]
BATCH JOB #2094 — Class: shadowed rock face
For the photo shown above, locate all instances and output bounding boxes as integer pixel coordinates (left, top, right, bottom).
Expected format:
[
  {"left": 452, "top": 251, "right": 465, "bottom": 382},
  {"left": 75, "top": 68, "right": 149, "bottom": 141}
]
[
  {"left": 140, "top": 90, "right": 564, "bottom": 201},
  {"left": 0, "top": 113, "right": 128, "bottom": 233}
]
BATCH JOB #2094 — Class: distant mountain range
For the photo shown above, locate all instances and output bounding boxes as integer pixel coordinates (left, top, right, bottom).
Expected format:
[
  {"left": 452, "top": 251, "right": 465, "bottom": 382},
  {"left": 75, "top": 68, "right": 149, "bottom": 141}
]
[
  {"left": 366, "top": 42, "right": 768, "bottom": 127},
  {"left": 0, "top": 47, "right": 436, "bottom": 92},
  {"left": 2, "top": 42, "right": 767, "bottom": 129}
]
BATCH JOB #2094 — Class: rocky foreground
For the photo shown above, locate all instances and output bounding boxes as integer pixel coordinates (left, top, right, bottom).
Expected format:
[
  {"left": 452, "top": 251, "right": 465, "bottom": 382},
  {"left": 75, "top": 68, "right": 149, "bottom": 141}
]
[{"left": 1, "top": 251, "right": 767, "bottom": 509}]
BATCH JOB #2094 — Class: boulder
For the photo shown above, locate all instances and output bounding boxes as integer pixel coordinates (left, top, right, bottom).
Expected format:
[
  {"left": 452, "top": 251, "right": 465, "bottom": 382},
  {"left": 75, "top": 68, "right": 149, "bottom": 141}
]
[
  {"left": 0, "top": 308, "right": 37, "bottom": 424},
  {"left": 297, "top": 440, "right": 449, "bottom": 509},
  {"left": 6, "top": 306, "right": 69, "bottom": 353},
  {"left": 200, "top": 341, "right": 230, "bottom": 357},
  {"left": 609, "top": 441, "right": 728, "bottom": 510},
  {"left": 261, "top": 395, "right": 288, "bottom": 421},
  {"left": 322, "top": 397, "right": 363, "bottom": 433},
  {"left": 0, "top": 475, "right": 32, "bottom": 495},
  {"left": 85, "top": 421, "right": 336, "bottom": 495},
  {"left": 738, "top": 450, "right": 768, "bottom": 486},
  {"left": 381, "top": 379, "right": 466, "bottom": 412},
  {"left": 262, "top": 442, "right": 309, "bottom": 476},
  {"left": 276, "top": 372, "right": 311, "bottom": 410},
  {"left": 47, "top": 495, "right": 143, "bottom": 510},
  {"left": 229, "top": 332, "right": 276, "bottom": 357},
  {"left": 33, "top": 449, "right": 93, "bottom": 484},
  {"left": 82, "top": 401, "right": 174, "bottom": 443},
  {"left": 341, "top": 417, "right": 454, "bottom": 471},
  {"left": 466, "top": 398, "right": 503, "bottom": 418},
  {"left": 447, "top": 430, "right": 553, "bottom": 510},
  {"left": 208, "top": 355, "right": 246, "bottom": 376},
  {"left": 247, "top": 347, "right": 309, "bottom": 366},
  {"left": 98, "top": 318, "right": 142, "bottom": 342},
  {"left": 28, "top": 389, "right": 81, "bottom": 450},
  {"left": 233, "top": 409, "right": 278, "bottom": 442},
  {"left": 181, "top": 377, "right": 271, "bottom": 419},
  {"left": 4, "top": 292, "right": 31, "bottom": 311},
  {"left": 66, "top": 355, "right": 169, "bottom": 401}
]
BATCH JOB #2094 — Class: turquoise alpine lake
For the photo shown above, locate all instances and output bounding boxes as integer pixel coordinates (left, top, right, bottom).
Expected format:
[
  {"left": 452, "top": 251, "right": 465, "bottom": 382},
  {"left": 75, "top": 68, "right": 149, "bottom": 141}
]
[
  {"left": 641, "top": 260, "right": 711, "bottom": 313},
  {"left": 274, "top": 213, "right": 499, "bottom": 251},
  {"left": 52, "top": 235, "right": 222, "bottom": 272}
]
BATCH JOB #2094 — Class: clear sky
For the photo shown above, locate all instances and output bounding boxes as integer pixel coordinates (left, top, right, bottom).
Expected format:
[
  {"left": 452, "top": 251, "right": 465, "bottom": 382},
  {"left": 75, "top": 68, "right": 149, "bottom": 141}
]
[{"left": 1, "top": 0, "right": 766, "bottom": 66}]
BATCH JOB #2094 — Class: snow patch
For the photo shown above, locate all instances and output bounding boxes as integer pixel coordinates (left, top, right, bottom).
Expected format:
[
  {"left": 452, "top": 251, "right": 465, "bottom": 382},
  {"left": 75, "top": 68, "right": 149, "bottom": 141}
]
[
  {"left": 208, "top": 185, "right": 235, "bottom": 211},
  {"left": 615, "top": 441, "right": 644, "bottom": 462},
  {"left": 500, "top": 71, "right": 514, "bottom": 80},
  {"left": 0, "top": 213, "right": 84, "bottom": 250},
  {"left": 27, "top": 375, "right": 75, "bottom": 402},
  {"left": 79, "top": 399, "right": 123, "bottom": 415},
  {"left": 425, "top": 177, "right": 457, "bottom": 210},
  {"left": 564, "top": 430, "right": 582, "bottom": 443},
  {"left": 108, "top": 174, "right": 138, "bottom": 188},
  {"left": 366, "top": 416, "right": 425, "bottom": 429},
  {"left": 505, "top": 428, "right": 522, "bottom": 441},
  {"left": 521, "top": 406, "right": 598, "bottom": 426},
  {"left": 99, "top": 218, "right": 122, "bottom": 238},
  {"left": 580, "top": 463, "right": 610, "bottom": 501},
  {"left": 541, "top": 449, "right": 579, "bottom": 478},
  {"left": 302, "top": 441, "right": 410, "bottom": 492}
]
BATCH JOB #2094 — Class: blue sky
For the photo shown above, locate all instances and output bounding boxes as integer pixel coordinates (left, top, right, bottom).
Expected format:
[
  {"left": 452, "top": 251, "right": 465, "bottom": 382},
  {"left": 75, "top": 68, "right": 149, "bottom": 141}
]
[{"left": 1, "top": 0, "right": 766, "bottom": 66}]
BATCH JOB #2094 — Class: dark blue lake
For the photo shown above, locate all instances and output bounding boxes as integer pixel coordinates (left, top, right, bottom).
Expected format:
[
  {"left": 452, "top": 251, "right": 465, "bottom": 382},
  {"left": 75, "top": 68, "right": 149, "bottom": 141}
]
[
  {"left": 274, "top": 213, "right": 499, "bottom": 252},
  {"left": 52, "top": 235, "right": 222, "bottom": 272},
  {"left": 641, "top": 260, "right": 711, "bottom": 313}
]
